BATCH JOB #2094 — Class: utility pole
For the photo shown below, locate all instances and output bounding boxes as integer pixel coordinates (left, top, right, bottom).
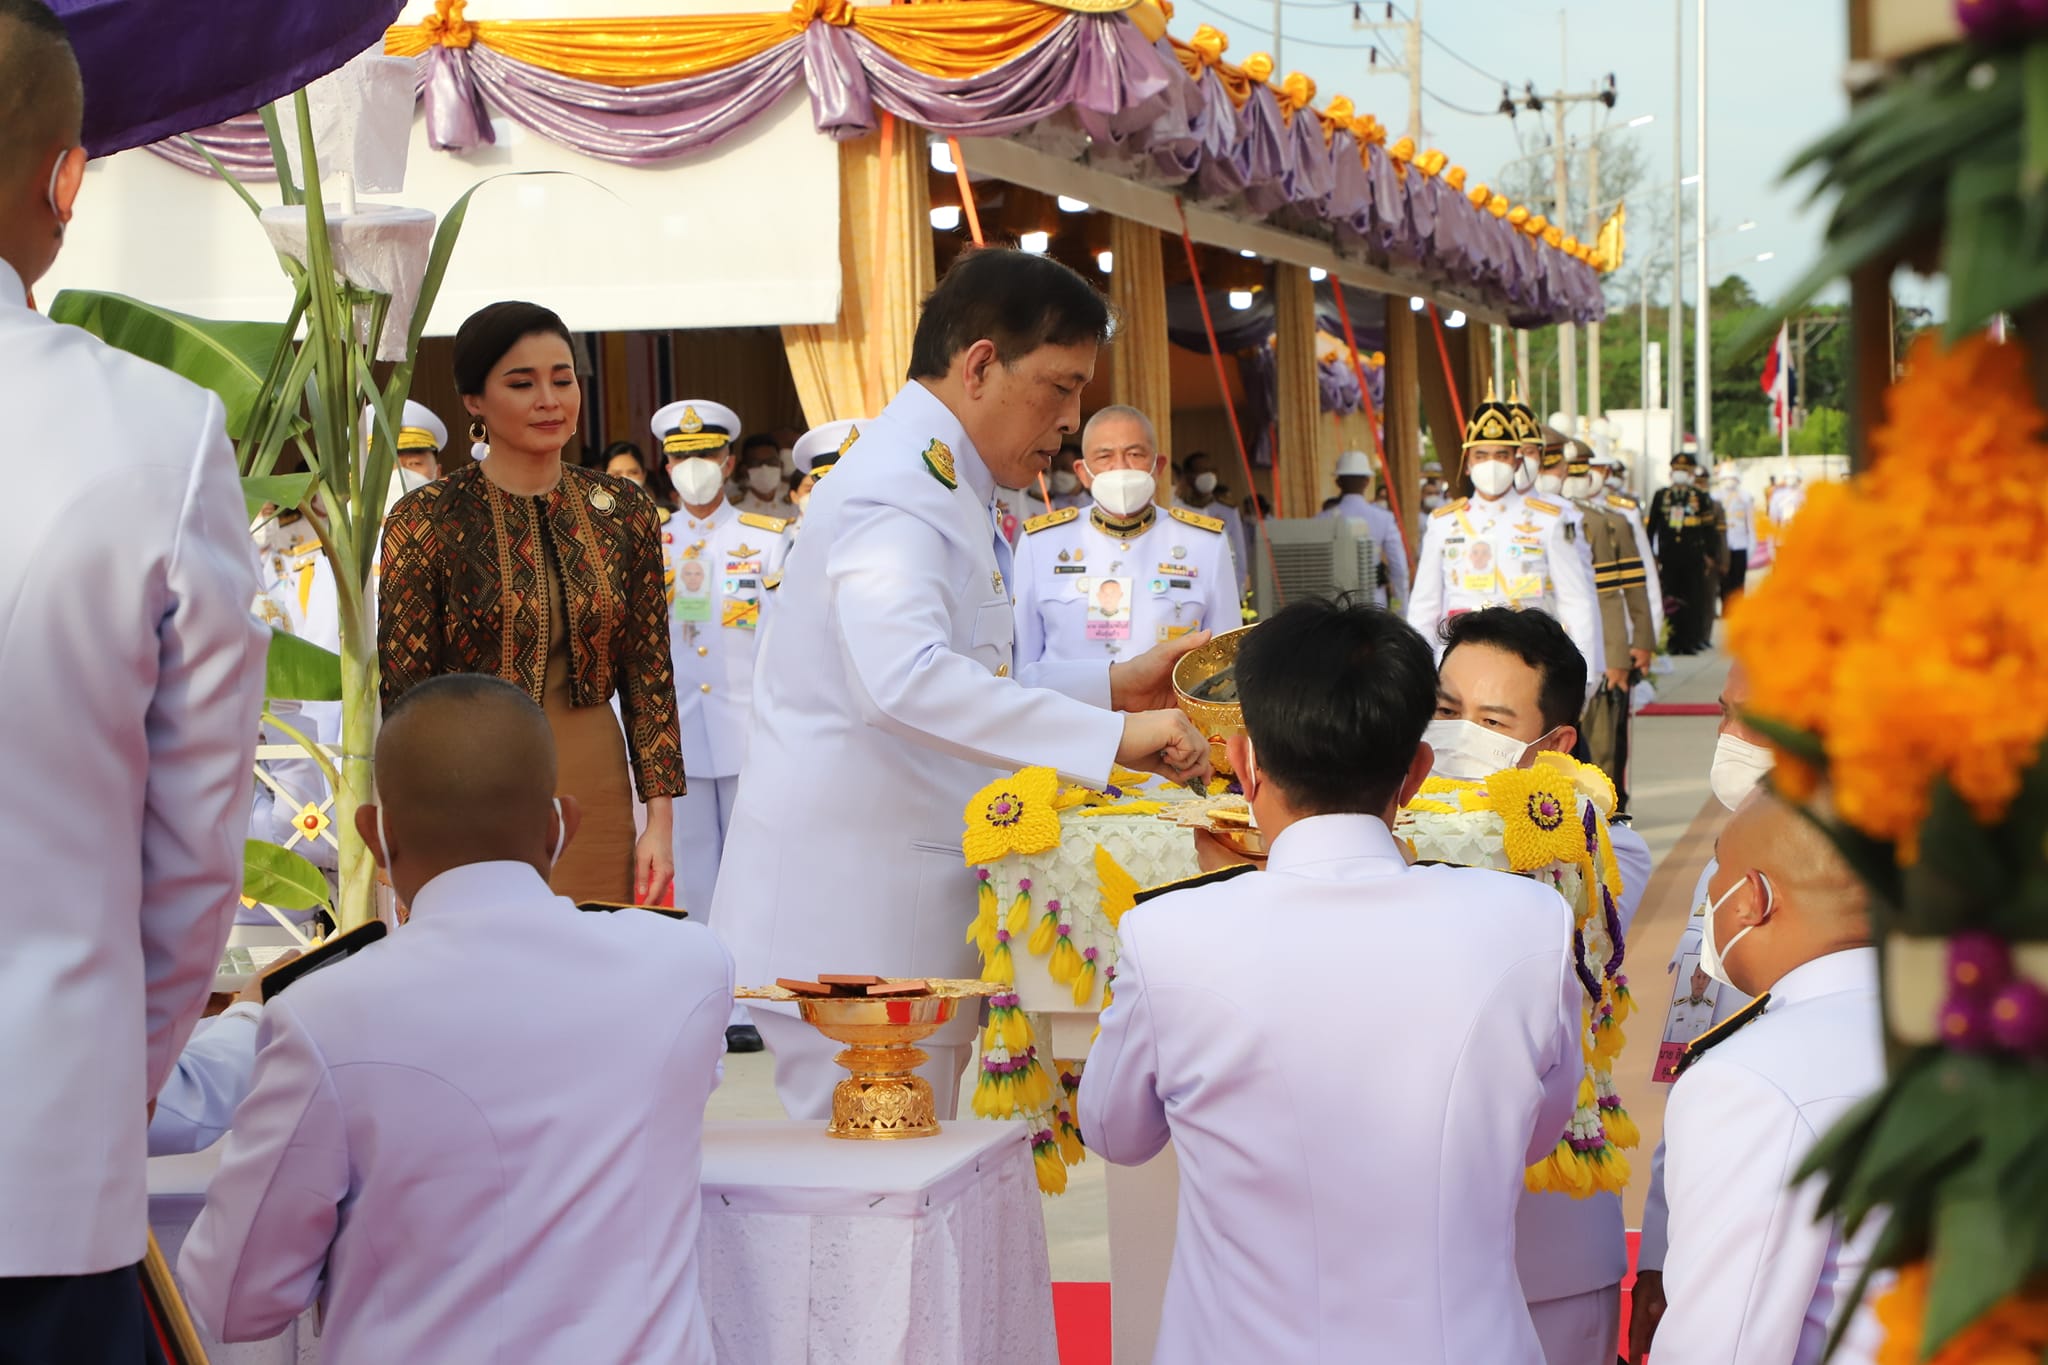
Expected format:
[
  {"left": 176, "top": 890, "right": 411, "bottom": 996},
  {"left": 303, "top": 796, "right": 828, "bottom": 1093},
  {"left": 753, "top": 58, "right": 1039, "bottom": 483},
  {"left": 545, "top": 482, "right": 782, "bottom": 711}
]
[
  {"left": 1517, "top": 77, "right": 1619, "bottom": 439},
  {"left": 1693, "top": 0, "right": 1710, "bottom": 456},
  {"left": 1353, "top": 2, "right": 1423, "bottom": 142},
  {"left": 1669, "top": 0, "right": 1684, "bottom": 466},
  {"left": 1586, "top": 137, "right": 1601, "bottom": 423}
]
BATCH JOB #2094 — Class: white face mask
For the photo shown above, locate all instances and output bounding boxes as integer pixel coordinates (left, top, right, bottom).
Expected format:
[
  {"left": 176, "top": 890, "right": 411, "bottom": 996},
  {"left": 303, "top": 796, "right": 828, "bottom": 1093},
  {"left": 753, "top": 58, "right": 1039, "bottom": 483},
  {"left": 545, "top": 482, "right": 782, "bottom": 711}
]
[
  {"left": 1513, "top": 459, "right": 1535, "bottom": 493},
  {"left": 1193, "top": 471, "right": 1220, "bottom": 496},
  {"left": 1091, "top": 468, "right": 1157, "bottom": 517},
  {"left": 1562, "top": 474, "right": 1595, "bottom": 500},
  {"left": 672, "top": 457, "right": 726, "bottom": 506},
  {"left": 1421, "top": 493, "right": 1446, "bottom": 512},
  {"left": 1536, "top": 472, "right": 1565, "bottom": 495},
  {"left": 1424, "top": 718, "right": 1548, "bottom": 781},
  {"left": 747, "top": 465, "right": 784, "bottom": 497},
  {"left": 377, "top": 797, "right": 568, "bottom": 896},
  {"left": 1470, "top": 460, "right": 1517, "bottom": 499},
  {"left": 1671, "top": 470, "right": 1694, "bottom": 487},
  {"left": 1701, "top": 868, "right": 1771, "bottom": 989},
  {"left": 1710, "top": 732, "right": 1775, "bottom": 811},
  {"left": 1050, "top": 470, "right": 1080, "bottom": 496}
]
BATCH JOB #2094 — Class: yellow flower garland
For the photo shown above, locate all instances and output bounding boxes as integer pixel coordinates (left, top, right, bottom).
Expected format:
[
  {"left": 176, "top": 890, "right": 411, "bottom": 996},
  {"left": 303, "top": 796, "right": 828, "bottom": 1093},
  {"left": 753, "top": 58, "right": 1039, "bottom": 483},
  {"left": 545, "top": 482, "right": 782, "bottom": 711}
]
[{"left": 963, "top": 767, "right": 1063, "bottom": 864}]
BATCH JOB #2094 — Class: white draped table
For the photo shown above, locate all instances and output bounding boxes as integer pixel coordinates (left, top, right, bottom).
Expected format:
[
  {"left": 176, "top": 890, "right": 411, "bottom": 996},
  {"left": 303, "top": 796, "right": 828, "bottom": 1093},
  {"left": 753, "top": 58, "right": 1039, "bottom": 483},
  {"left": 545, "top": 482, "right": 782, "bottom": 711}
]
[{"left": 148, "top": 1117, "right": 1058, "bottom": 1365}]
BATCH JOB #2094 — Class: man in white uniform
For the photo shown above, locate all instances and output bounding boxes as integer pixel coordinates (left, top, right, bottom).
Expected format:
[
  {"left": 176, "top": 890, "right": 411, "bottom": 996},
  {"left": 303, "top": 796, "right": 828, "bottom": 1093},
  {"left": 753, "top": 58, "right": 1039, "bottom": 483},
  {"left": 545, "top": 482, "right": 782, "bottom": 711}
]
[
  {"left": 735, "top": 431, "right": 798, "bottom": 520},
  {"left": 0, "top": 7, "right": 269, "bottom": 1352},
  {"left": 1408, "top": 392, "right": 1601, "bottom": 687},
  {"left": 1652, "top": 790, "right": 1884, "bottom": 1365},
  {"left": 1426, "top": 607, "right": 1653, "bottom": 1365},
  {"left": 1081, "top": 597, "right": 1584, "bottom": 1363},
  {"left": 385, "top": 397, "right": 448, "bottom": 482},
  {"left": 1177, "top": 448, "right": 1251, "bottom": 596},
  {"left": 181, "top": 676, "right": 732, "bottom": 1363},
  {"left": 711, "top": 249, "right": 1211, "bottom": 1121},
  {"left": 1013, "top": 405, "right": 1240, "bottom": 667},
  {"left": 653, "top": 399, "right": 791, "bottom": 1052},
  {"left": 1630, "top": 660, "right": 1772, "bottom": 1361},
  {"left": 789, "top": 415, "right": 865, "bottom": 525},
  {"left": 1319, "top": 448, "right": 1411, "bottom": 610},
  {"left": 1714, "top": 460, "right": 1758, "bottom": 605}
]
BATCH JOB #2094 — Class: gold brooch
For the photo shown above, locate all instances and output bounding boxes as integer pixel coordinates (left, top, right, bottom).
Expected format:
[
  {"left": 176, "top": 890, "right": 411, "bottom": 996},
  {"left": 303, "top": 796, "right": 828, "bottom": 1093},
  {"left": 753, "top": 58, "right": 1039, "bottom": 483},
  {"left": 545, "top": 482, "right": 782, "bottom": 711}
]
[{"left": 589, "top": 488, "right": 616, "bottom": 514}]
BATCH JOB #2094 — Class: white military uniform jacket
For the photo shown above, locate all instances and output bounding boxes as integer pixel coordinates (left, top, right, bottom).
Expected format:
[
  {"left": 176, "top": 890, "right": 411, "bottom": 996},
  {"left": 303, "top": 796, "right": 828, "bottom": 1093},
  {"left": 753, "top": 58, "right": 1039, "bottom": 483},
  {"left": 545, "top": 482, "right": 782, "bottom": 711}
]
[
  {"left": 180, "top": 862, "right": 732, "bottom": 1363},
  {"left": 711, "top": 381, "right": 1125, "bottom": 986},
  {"left": 0, "top": 261, "right": 267, "bottom": 1276},
  {"left": 1407, "top": 489, "right": 1602, "bottom": 684},
  {"left": 1079, "top": 814, "right": 1584, "bottom": 1364},
  {"left": 148, "top": 1004, "right": 261, "bottom": 1157},
  {"left": 1514, "top": 824, "right": 1652, "bottom": 1307},
  {"left": 1011, "top": 501, "right": 1239, "bottom": 667},
  {"left": 660, "top": 500, "right": 793, "bottom": 779},
  {"left": 1321, "top": 491, "right": 1412, "bottom": 609},
  {"left": 1177, "top": 495, "right": 1251, "bottom": 595},
  {"left": 1655, "top": 947, "right": 1886, "bottom": 1365}
]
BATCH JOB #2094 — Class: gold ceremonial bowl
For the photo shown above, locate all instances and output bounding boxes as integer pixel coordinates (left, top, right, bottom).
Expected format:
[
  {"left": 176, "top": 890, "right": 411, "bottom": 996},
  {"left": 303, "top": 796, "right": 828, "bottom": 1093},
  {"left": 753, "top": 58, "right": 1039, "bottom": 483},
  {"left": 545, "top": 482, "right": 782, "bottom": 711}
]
[
  {"left": 736, "top": 979, "right": 1000, "bottom": 1139},
  {"left": 1172, "top": 623, "right": 1256, "bottom": 776}
]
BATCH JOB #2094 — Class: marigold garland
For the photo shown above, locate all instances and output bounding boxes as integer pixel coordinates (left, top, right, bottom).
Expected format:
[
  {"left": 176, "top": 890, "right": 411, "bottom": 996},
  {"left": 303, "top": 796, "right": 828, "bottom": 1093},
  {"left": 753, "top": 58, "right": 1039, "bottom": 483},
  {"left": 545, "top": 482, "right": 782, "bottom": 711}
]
[
  {"left": 1874, "top": 1263, "right": 2048, "bottom": 1365},
  {"left": 1728, "top": 334, "right": 2048, "bottom": 859}
]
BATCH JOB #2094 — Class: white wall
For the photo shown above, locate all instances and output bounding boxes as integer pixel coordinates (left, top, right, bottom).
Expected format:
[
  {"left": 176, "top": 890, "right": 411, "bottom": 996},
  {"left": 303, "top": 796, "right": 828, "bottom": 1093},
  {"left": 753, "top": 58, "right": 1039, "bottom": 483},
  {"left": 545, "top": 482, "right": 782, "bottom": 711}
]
[{"left": 44, "top": 8, "right": 841, "bottom": 335}]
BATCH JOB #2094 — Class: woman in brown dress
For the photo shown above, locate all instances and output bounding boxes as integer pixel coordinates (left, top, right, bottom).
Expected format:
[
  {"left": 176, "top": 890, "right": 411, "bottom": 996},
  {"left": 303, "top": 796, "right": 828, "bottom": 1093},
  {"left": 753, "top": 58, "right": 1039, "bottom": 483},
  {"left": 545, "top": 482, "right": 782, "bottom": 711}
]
[{"left": 379, "top": 301, "right": 682, "bottom": 903}]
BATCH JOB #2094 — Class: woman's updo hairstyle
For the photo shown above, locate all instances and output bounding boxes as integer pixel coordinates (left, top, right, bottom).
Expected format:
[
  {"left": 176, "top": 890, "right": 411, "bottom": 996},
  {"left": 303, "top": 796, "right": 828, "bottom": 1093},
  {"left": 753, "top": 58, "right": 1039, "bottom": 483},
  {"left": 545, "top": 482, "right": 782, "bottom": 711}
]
[{"left": 452, "top": 301, "right": 574, "bottom": 396}]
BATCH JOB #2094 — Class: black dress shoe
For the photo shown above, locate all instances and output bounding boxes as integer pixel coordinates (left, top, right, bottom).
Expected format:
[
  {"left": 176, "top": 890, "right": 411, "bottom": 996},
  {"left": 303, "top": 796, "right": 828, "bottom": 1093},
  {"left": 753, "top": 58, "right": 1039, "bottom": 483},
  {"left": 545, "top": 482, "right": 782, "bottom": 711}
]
[{"left": 725, "top": 1024, "right": 764, "bottom": 1053}]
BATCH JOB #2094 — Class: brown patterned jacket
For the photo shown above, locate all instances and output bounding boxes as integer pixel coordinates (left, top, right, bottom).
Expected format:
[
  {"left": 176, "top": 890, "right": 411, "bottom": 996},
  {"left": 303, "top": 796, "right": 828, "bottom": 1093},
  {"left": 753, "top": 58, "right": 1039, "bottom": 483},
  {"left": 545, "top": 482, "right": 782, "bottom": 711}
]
[{"left": 378, "top": 462, "right": 685, "bottom": 800}]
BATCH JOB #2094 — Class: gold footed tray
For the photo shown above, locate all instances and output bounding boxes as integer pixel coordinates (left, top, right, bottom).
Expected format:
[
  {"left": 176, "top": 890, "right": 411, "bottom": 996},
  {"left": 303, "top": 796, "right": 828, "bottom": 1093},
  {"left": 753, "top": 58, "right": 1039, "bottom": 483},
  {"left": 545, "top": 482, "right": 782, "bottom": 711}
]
[
  {"left": 736, "top": 979, "right": 1001, "bottom": 1139},
  {"left": 1172, "top": 623, "right": 1255, "bottom": 776}
]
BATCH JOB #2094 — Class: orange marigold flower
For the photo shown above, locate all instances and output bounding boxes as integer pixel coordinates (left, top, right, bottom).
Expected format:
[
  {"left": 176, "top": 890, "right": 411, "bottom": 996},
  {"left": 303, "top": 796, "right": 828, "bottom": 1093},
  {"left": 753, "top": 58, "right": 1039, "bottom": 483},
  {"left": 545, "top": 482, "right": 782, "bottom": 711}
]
[
  {"left": 1873, "top": 1263, "right": 2048, "bottom": 1365},
  {"left": 1728, "top": 332, "right": 2048, "bottom": 856}
]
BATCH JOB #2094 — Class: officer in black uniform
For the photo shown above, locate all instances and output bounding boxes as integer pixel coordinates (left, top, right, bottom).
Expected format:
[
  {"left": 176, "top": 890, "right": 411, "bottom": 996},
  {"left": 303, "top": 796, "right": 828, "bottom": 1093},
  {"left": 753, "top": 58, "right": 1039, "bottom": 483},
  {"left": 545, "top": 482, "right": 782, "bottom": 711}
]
[{"left": 1648, "top": 450, "right": 1721, "bottom": 655}]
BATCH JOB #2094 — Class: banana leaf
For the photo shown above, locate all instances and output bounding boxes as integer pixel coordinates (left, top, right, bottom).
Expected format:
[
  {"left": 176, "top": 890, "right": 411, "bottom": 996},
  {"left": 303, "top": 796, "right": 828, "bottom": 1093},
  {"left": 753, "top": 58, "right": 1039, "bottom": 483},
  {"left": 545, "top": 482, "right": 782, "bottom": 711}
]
[
  {"left": 44, "top": 291, "right": 286, "bottom": 440},
  {"left": 242, "top": 473, "right": 317, "bottom": 521},
  {"left": 265, "top": 627, "right": 342, "bottom": 702},
  {"left": 243, "top": 840, "right": 332, "bottom": 913}
]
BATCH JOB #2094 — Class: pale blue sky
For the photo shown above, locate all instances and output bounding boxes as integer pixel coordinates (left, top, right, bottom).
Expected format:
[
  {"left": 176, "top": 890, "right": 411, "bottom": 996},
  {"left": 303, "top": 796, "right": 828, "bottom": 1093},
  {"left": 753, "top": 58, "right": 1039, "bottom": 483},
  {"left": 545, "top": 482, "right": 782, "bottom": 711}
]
[{"left": 1163, "top": 0, "right": 1940, "bottom": 315}]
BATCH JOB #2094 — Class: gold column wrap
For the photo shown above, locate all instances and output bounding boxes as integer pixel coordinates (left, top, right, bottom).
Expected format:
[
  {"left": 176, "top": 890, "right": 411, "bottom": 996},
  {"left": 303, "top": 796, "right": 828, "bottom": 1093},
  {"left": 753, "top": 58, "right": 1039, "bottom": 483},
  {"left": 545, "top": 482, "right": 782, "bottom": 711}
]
[
  {"left": 781, "top": 127, "right": 937, "bottom": 425},
  {"left": 1105, "top": 216, "right": 1173, "bottom": 496},
  {"left": 1383, "top": 305, "right": 1422, "bottom": 535},
  {"left": 1272, "top": 265, "right": 1321, "bottom": 520}
]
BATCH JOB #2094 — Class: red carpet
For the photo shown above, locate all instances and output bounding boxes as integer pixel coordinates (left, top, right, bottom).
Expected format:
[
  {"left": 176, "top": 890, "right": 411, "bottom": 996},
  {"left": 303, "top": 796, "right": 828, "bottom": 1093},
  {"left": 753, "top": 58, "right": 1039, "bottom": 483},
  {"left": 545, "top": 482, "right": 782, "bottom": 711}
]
[
  {"left": 1055, "top": 1234, "right": 1642, "bottom": 1363},
  {"left": 1637, "top": 702, "right": 1720, "bottom": 717}
]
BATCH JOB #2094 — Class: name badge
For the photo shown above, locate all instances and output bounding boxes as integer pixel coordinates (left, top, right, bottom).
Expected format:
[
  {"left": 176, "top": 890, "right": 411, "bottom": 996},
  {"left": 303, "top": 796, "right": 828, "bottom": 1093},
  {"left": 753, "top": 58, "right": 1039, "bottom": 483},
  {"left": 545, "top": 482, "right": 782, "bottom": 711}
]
[
  {"left": 1054, "top": 564, "right": 1087, "bottom": 574},
  {"left": 1082, "top": 576, "right": 1132, "bottom": 641}
]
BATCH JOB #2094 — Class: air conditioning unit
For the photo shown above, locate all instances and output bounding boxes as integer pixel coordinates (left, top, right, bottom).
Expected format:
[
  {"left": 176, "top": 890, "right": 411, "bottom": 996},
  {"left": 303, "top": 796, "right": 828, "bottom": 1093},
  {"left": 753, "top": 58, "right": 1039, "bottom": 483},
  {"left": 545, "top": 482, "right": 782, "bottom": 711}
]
[{"left": 1248, "top": 516, "right": 1364, "bottom": 618}]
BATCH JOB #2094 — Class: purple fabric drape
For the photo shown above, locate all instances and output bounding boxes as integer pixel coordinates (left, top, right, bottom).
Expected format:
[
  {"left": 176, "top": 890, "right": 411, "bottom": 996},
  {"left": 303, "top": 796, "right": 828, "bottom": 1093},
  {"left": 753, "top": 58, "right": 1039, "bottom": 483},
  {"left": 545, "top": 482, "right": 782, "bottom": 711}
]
[
  {"left": 136, "top": 9, "right": 1606, "bottom": 324},
  {"left": 145, "top": 112, "right": 274, "bottom": 178},
  {"left": 50, "top": 0, "right": 404, "bottom": 156}
]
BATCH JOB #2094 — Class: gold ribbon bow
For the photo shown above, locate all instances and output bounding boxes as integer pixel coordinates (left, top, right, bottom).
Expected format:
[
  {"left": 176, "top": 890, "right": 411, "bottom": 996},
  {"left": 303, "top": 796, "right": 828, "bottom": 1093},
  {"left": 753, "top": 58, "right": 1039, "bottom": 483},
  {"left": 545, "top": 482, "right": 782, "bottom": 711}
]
[
  {"left": 423, "top": 0, "right": 475, "bottom": 47},
  {"left": 1318, "top": 94, "right": 1355, "bottom": 146},
  {"left": 1489, "top": 193, "right": 1511, "bottom": 218},
  {"left": 1466, "top": 180, "right": 1489, "bottom": 207},
  {"left": 1543, "top": 225, "right": 1564, "bottom": 248},
  {"left": 1445, "top": 165, "right": 1467, "bottom": 192},
  {"left": 1561, "top": 234, "right": 1581, "bottom": 255},
  {"left": 1524, "top": 213, "right": 1549, "bottom": 237},
  {"left": 1356, "top": 113, "right": 1387, "bottom": 147},
  {"left": 1277, "top": 70, "right": 1316, "bottom": 121},
  {"left": 790, "top": 0, "right": 855, "bottom": 24},
  {"left": 1388, "top": 135, "right": 1416, "bottom": 164},
  {"left": 1507, "top": 204, "right": 1530, "bottom": 227},
  {"left": 1416, "top": 148, "right": 1448, "bottom": 177},
  {"left": 1242, "top": 50, "right": 1275, "bottom": 83},
  {"left": 1188, "top": 24, "right": 1228, "bottom": 65}
]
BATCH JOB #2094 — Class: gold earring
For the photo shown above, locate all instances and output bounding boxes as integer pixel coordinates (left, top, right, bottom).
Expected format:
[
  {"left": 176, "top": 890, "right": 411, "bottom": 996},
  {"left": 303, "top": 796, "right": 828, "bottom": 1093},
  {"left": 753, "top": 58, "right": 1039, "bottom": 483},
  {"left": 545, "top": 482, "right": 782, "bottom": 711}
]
[{"left": 469, "top": 419, "right": 489, "bottom": 462}]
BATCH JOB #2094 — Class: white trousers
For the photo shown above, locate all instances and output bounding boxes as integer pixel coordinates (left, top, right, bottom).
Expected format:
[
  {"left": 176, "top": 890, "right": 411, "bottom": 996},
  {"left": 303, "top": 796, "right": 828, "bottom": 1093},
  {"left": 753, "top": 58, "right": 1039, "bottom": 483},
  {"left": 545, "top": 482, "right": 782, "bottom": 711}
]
[
  {"left": 1528, "top": 1283, "right": 1621, "bottom": 1365},
  {"left": 752, "top": 1004, "right": 976, "bottom": 1123},
  {"left": 672, "top": 773, "right": 740, "bottom": 925}
]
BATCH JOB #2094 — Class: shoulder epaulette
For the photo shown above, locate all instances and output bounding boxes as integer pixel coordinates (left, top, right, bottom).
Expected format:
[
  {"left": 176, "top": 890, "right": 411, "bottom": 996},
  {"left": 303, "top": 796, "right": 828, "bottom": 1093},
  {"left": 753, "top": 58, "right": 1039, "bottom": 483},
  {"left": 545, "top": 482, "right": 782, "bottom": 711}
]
[
  {"left": 1024, "top": 506, "right": 1081, "bottom": 534},
  {"left": 1431, "top": 498, "right": 1467, "bottom": 519},
  {"left": 922, "top": 438, "right": 957, "bottom": 490},
  {"left": 762, "top": 573, "right": 784, "bottom": 591},
  {"left": 1606, "top": 493, "right": 1639, "bottom": 511},
  {"left": 1131, "top": 860, "right": 1257, "bottom": 907},
  {"left": 656, "top": 508, "right": 671, "bottom": 525},
  {"left": 1673, "top": 992, "right": 1772, "bottom": 1080},
  {"left": 737, "top": 512, "right": 791, "bottom": 533},
  {"left": 1523, "top": 496, "right": 1563, "bottom": 516},
  {"left": 1168, "top": 506, "right": 1226, "bottom": 533},
  {"left": 289, "top": 542, "right": 323, "bottom": 561}
]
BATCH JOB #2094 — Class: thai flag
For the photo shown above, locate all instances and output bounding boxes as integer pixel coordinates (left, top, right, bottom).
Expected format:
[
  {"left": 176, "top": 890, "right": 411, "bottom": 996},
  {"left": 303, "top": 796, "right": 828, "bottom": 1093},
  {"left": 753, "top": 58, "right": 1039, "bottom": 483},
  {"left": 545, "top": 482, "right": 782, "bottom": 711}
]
[{"left": 1760, "top": 323, "right": 1794, "bottom": 434}]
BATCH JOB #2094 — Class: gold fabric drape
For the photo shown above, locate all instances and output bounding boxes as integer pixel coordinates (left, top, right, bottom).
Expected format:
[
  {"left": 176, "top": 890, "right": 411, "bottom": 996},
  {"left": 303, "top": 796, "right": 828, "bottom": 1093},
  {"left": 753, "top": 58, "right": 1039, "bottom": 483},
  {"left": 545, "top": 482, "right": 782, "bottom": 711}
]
[
  {"left": 1105, "top": 217, "right": 1172, "bottom": 494},
  {"left": 782, "top": 127, "right": 936, "bottom": 426},
  {"left": 1383, "top": 307, "right": 1423, "bottom": 542},
  {"left": 388, "top": 1, "right": 1068, "bottom": 85},
  {"left": 1272, "top": 265, "right": 1322, "bottom": 520}
]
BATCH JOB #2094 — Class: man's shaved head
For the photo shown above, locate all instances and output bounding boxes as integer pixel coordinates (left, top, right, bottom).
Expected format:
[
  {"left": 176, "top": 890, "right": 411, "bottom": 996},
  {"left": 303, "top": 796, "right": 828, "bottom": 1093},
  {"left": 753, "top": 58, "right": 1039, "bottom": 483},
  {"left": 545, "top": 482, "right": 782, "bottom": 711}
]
[
  {"left": 1706, "top": 790, "right": 1870, "bottom": 996},
  {"left": 0, "top": 0, "right": 82, "bottom": 188},
  {"left": 367, "top": 674, "right": 568, "bottom": 902}
]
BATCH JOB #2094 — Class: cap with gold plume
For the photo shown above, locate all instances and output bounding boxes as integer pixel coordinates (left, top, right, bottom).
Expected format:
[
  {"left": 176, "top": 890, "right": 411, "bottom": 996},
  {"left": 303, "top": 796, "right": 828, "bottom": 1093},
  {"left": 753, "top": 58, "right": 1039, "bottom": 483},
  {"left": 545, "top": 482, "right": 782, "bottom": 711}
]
[
  {"left": 1506, "top": 385, "right": 1544, "bottom": 447},
  {"left": 1461, "top": 383, "right": 1520, "bottom": 451}
]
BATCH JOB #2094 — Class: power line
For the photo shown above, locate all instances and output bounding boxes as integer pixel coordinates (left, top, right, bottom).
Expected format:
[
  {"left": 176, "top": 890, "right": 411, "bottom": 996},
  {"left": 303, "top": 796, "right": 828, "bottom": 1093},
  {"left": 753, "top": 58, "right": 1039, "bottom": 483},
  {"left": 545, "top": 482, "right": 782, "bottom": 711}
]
[
  {"left": 1423, "top": 86, "right": 1506, "bottom": 118},
  {"left": 1375, "top": 1, "right": 1508, "bottom": 84}
]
